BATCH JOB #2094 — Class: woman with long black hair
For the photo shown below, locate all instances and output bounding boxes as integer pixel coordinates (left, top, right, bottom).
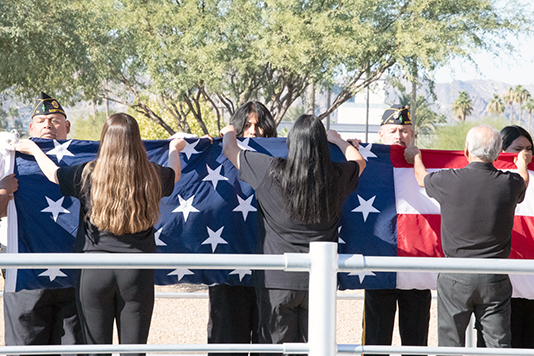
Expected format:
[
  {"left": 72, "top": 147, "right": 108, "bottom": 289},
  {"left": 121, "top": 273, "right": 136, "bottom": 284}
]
[
  {"left": 501, "top": 125, "right": 534, "bottom": 349},
  {"left": 15, "top": 113, "right": 185, "bottom": 356},
  {"left": 221, "top": 114, "right": 365, "bottom": 352},
  {"left": 208, "top": 101, "right": 277, "bottom": 356}
]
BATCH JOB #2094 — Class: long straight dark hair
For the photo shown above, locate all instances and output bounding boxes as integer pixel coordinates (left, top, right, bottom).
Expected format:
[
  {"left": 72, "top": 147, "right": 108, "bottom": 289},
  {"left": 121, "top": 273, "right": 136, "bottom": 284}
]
[{"left": 271, "top": 115, "right": 343, "bottom": 225}]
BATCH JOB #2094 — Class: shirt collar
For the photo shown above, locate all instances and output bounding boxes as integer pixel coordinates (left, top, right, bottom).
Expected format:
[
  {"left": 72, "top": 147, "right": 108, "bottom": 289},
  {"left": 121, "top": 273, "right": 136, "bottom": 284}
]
[{"left": 465, "top": 161, "right": 496, "bottom": 171}]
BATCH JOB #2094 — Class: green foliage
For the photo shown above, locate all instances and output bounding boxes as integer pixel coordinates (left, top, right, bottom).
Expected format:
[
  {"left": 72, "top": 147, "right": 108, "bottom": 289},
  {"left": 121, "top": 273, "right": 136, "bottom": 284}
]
[
  {"left": 1, "top": 0, "right": 532, "bottom": 132},
  {"left": 71, "top": 112, "right": 108, "bottom": 140},
  {"left": 128, "top": 97, "right": 219, "bottom": 140},
  {"left": 394, "top": 90, "right": 446, "bottom": 144},
  {"left": 514, "top": 85, "right": 531, "bottom": 124},
  {"left": 283, "top": 105, "right": 306, "bottom": 122},
  {"left": 523, "top": 98, "right": 534, "bottom": 132},
  {"left": 419, "top": 117, "right": 508, "bottom": 150},
  {"left": 278, "top": 128, "right": 289, "bottom": 137},
  {"left": 452, "top": 91, "right": 473, "bottom": 122},
  {"left": 487, "top": 94, "right": 505, "bottom": 116},
  {"left": 0, "top": 0, "right": 100, "bottom": 101}
]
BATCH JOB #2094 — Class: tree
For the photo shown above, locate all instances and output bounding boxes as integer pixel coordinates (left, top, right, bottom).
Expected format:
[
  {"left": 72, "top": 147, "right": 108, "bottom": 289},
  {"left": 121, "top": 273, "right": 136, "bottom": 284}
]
[
  {"left": 453, "top": 91, "right": 473, "bottom": 122},
  {"left": 72, "top": 112, "right": 108, "bottom": 141},
  {"left": 514, "top": 85, "right": 531, "bottom": 124},
  {"left": 1, "top": 0, "right": 532, "bottom": 134},
  {"left": 487, "top": 94, "right": 506, "bottom": 116},
  {"left": 395, "top": 91, "right": 446, "bottom": 144},
  {"left": 503, "top": 87, "right": 517, "bottom": 124},
  {"left": 0, "top": 0, "right": 101, "bottom": 101},
  {"left": 523, "top": 98, "right": 534, "bottom": 133},
  {"left": 427, "top": 117, "right": 508, "bottom": 150}
]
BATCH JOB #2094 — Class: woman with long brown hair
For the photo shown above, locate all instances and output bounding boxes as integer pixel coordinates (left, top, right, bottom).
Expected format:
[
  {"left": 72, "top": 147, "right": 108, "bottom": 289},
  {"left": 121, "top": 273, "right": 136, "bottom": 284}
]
[{"left": 15, "top": 113, "right": 185, "bottom": 356}]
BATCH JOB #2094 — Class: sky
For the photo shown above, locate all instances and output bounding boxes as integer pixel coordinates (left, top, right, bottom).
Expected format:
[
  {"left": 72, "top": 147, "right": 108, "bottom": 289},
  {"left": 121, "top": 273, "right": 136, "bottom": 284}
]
[{"left": 434, "top": 34, "right": 534, "bottom": 85}]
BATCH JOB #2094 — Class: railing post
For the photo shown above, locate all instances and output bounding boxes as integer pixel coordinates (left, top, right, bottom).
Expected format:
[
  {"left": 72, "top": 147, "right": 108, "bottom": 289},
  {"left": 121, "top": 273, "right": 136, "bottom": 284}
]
[{"left": 308, "top": 242, "right": 337, "bottom": 356}]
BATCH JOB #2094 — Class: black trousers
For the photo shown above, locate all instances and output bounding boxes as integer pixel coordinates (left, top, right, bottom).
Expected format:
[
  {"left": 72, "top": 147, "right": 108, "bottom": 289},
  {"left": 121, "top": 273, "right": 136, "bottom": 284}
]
[
  {"left": 4, "top": 287, "right": 82, "bottom": 356},
  {"left": 76, "top": 268, "right": 155, "bottom": 356},
  {"left": 363, "top": 289, "right": 431, "bottom": 356},
  {"left": 256, "top": 288, "right": 308, "bottom": 356},
  {"left": 207, "top": 284, "right": 259, "bottom": 356}
]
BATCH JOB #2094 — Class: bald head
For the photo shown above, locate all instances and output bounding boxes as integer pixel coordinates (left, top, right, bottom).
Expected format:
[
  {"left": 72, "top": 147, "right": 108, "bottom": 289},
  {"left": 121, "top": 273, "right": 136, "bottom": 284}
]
[{"left": 465, "top": 125, "right": 502, "bottom": 163}]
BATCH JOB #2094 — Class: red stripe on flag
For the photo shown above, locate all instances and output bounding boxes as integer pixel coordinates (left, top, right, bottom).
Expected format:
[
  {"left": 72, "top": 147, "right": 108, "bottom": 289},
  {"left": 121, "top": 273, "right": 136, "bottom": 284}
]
[
  {"left": 398, "top": 215, "right": 534, "bottom": 260},
  {"left": 389, "top": 145, "right": 533, "bottom": 170},
  {"left": 511, "top": 216, "right": 534, "bottom": 259},
  {"left": 397, "top": 214, "right": 444, "bottom": 257}
]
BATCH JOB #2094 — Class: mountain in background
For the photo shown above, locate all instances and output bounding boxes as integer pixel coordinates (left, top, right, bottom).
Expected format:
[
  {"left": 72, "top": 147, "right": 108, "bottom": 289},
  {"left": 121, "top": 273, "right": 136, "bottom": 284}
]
[{"left": 430, "top": 80, "right": 534, "bottom": 123}]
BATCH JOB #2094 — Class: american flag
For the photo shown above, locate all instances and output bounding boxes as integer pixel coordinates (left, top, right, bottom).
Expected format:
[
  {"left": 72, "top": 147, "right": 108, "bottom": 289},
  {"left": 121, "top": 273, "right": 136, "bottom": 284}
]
[{"left": 5, "top": 138, "right": 534, "bottom": 297}]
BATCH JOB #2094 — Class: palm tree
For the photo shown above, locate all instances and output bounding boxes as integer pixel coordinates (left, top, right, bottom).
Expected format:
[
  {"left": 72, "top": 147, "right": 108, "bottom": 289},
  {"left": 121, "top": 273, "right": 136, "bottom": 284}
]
[
  {"left": 394, "top": 93, "right": 446, "bottom": 145},
  {"left": 523, "top": 98, "right": 534, "bottom": 133},
  {"left": 452, "top": 91, "right": 473, "bottom": 122},
  {"left": 503, "top": 87, "right": 516, "bottom": 124},
  {"left": 487, "top": 94, "right": 505, "bottom": 116},
  {"left": 514, "top": 85, "right": 531, "bottom": 125}
]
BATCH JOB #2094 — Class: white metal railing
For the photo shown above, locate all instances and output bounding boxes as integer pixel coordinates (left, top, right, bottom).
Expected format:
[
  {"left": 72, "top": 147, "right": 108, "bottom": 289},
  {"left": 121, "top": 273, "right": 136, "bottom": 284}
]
[{"left": 0, "top": 242, "right": 532, "bottom": 355}]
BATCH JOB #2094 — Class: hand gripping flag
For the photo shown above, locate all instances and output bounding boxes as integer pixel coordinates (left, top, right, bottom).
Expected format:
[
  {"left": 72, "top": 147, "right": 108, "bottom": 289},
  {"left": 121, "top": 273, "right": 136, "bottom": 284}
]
[{"left": 4, "top": 139, "right": 534, "bottom": 297}]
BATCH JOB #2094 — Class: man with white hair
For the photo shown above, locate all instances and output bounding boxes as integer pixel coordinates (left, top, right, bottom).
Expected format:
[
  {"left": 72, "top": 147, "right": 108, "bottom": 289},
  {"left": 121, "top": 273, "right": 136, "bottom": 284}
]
[{"left": 405, "top": 125, "right": 531, "bottom": 348}]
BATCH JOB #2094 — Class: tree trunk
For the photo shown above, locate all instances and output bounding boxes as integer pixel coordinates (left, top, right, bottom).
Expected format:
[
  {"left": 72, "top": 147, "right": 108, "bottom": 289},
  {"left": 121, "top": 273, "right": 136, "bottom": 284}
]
[
  {"left": 510, "top": 104, "right": 514, "bottom": 124},
  {"left": 410, "top": 66, "right": 417, "bottom": 145},
  {"left": 306, "top": 83, "right": 315, "bottom": 116},
  {"left": 92, "top": 100, "right": 97, "bottom": 126},
  {"left": 104, "top": 81, "right": 109, "bottom": 118}
]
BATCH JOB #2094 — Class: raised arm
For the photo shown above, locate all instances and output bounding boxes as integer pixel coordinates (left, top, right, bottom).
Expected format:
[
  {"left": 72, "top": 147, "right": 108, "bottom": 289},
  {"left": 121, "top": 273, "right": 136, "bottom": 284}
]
[
  {"left": 14, "top": 140, "right": 59, "bottom": 184},
  {"left": 404, "top": 146, "right": 428, "bottom": 187},
  {"left": 327, "top": 130, "right": 366, "bottom": 176},
  {"left": 168, "top": 137, "right": 186, "bottom": 183},
  {"left": 515, "top": 149, "right": 532, "bottom": 189},
  {"left": 221, "top": 125, "right": 241, "bottom": 170}
]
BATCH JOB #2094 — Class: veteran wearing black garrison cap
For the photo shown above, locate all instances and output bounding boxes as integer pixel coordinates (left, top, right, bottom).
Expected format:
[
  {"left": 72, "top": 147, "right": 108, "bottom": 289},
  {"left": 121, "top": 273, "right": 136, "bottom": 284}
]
[
  {"left": 362, "top": 104, "right": 431, "bottom": 356},
  {"left": 378, "top": 104, "right": 414, "bottom": 147},
  {"left": 30, "top": 92, "right": 70, "bottom": 139},
  {"left": 3, "top": 92, "right": 81, "bottom": 351}
]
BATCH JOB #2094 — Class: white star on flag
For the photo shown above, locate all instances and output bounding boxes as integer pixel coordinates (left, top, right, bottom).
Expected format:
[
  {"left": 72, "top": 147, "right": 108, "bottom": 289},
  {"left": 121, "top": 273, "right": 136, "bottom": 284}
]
[
  {"left": 348, "top": 270, "right": 376, "bottom": 283},
  {"left": 168, "top": 269, "right": 195, "bottom": 281},
  {"left": 237, "top": 138, "right": 257, "bottom": 152},
  {"left": 172, "top": 195, "right": 200, "bottom": 223},
  {"left": 154, "top": 228, "right": 167, "bottom": 246},
  {"left": 203, "top": 164, "right": 229, "bottom": 190},
  {"left": 352, "top": 195, "right": 380, "bottom": 222},
  {"left": 41, "top": 196, "right": 70, "bottom": 222},
  {"left": 338, "top": 226, "right": 345, "bottom": 244},
  {"left": 233, "top": 195, "right": 257, "bottom": 220},
  {"left": 38, "top": 269, "right": 67, "bottom": 282},
  {"left": 359, "top": 143, "right": 378, "bottom": 161},
  {"left": 181, "top": 139, "right": 201, "bottom": 160},
  {"left": 229, "top": 269, "right": 252, "bottom": 281},
  {"left": 202, "top": 226, "right": 228, "bottom": 252},
  {"left": 46, "top": 140, "right": 75, "bottom": 162}
]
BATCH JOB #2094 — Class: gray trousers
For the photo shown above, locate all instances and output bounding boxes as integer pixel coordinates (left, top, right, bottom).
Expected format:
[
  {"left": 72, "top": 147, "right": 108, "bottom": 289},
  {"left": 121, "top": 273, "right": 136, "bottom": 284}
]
[
  {"left": 437, "top": 273, "right": 512, "bottom": 348},
  {"left": 4, "top": 287, "right": 82, "bottom": 355}
]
